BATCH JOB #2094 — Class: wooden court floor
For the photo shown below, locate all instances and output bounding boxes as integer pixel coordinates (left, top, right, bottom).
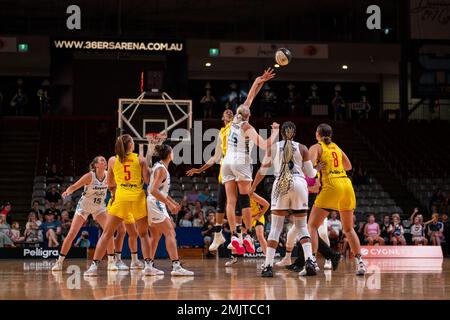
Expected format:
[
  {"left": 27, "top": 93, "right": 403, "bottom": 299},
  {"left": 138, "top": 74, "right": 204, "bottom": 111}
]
[{"left": 0, "top": 258, "right": 449, "bottom": 300}]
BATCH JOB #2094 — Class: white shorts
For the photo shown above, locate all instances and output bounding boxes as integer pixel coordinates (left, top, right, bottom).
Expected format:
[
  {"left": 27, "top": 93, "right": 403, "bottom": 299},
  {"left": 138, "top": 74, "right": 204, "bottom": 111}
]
[
  {"left": 271, "top": 176, "right": 308, "bottom": 211},
  {"left": 147, "top": 197, "right": 170, "bottom": 224},
  {"left": 221, "top": 163, "right": 252, "bottom": 183},
  {"left": 75, "top": 207, "right": 106, "bottom": 220}
]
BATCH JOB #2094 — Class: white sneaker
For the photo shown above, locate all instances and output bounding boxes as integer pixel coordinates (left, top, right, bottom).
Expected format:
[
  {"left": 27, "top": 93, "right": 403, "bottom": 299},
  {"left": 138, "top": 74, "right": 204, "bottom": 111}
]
[
  {"left": 209, "top": 232, "right": 226, "bottom": 251},
  {"left": 312, "top": 257, "right": 320, "bottom": 272},
  {"left": 51, "top": 259, "right": 63, "bottom": 271},
  {"left": 143, "top": 261, "right": 164, "bottom": 276},
  {"left": 130, "top": 260, "right": 145, "bottom": 270},
  {"left": 107, "top": 261, "right": 119, "bottom": 271},
  {"left": 243, "top": 235, "right": 255, "bottom": 253},
  {"left": 225, "top": 256, "right": 238, "bottom": 267},
  {"left": 355, "top": 257, "right": 366, "bottom": 276},
  {"left": 324, "top": 259, "right": 332, "bottom": 270},
  {"left": 116, "top": 260, "right": 129, "bottom": 271},
  {"left": 171, "top": 264, "right": 194, "bottom": 276},
  {"left": 84, "top": 263, "right": 98, "bottom": 277},
  {"left": 275, "top": 256, "right": 292, "bottom": 267}
]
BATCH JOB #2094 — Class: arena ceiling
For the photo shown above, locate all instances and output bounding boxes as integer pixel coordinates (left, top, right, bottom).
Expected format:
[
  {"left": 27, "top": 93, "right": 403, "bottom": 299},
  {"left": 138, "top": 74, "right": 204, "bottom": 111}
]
[{"left": 0, "top": 0, "right": 400, "bottom": 41}]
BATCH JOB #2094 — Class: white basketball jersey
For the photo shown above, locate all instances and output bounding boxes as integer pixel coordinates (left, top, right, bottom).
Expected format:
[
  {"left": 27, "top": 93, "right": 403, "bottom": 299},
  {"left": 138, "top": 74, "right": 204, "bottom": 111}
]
[
  {"left": 223, "top": 118, "right": 250, "bottom": 164},
  {"left": 78, "top": 171, "right": 108, "bottom": 212},
  {"left": 148, "top": 162, "right": 170, "bottom": 201},
  {"left": 272, "top": 140, "right": 305, "bottom": 179}
]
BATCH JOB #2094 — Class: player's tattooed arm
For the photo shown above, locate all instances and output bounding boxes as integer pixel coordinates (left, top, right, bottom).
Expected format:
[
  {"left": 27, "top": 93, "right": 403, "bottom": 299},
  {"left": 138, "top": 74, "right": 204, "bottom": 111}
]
[{"left": 186, "top": 135, "right": 223, "bottom": 176}]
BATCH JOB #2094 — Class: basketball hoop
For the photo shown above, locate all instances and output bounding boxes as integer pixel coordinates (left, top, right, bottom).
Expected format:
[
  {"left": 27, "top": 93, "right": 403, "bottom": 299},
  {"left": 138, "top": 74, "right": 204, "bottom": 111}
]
[{"left": 146, "top": 132, "right": 167, "bottom": 145}]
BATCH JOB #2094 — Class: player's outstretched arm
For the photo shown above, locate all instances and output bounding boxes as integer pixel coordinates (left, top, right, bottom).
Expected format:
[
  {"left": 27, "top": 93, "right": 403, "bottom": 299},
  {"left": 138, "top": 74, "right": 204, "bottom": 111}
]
[
  {"left": 243, "top": 68, "right": 276, "bottom": 108},
  {"left": 245, "top": 122, "right": 279, "bottom": 151},
  {"left": 62, "top": 173, "right": 92, "bottom": 197},
  {"left": 186, "top": 135, "right": 223, "bottom": 176}
]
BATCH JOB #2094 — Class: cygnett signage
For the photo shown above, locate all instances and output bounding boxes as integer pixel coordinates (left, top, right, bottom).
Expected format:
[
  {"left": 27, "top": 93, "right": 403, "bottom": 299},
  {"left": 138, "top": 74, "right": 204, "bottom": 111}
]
[{"left": 53, "top": 39, "right": 184, "bottom": 52}]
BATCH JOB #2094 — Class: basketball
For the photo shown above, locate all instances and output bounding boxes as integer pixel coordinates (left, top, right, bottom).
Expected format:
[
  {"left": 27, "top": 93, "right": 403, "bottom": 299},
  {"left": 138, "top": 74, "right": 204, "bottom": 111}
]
[{"left": 275, "top": 48, "right": 292, "bottom": 66}]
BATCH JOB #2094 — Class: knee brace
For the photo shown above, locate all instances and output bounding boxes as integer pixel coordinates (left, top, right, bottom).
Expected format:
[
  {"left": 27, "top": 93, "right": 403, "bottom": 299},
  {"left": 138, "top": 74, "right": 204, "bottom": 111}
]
[
  {"left": 294, "top": 216, "right": 310, "bottom": 241},
  {"left": 238, "top": 193, "right": 250, "bottom": 209},
  {"left": 318, "top": 217, "right": 330, "bottom": 245},
  {"left": 286, "top": 224, "right": 299, "bottom": 248},
  {"left": 268, "top": 214, "right": 285, "bottom": 242}
]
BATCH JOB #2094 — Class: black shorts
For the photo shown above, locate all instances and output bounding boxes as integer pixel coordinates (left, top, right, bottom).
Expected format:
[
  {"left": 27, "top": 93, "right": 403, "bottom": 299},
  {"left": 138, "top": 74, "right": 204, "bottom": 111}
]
[{"left": 217, "top": 183, "right": 226, "bottom": 213}]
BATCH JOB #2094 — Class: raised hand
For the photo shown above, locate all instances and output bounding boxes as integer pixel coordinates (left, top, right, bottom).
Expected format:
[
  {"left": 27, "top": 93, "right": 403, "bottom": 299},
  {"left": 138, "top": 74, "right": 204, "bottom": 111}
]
[{"left": 271, "top": 122, "right": 280, "bottom": 130}]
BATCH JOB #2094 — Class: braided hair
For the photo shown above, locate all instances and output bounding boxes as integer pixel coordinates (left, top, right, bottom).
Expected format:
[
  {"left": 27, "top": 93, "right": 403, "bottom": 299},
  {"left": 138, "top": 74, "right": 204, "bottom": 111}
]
[{"left": 273, "top": 121, "right": 296, "bottom": 200}]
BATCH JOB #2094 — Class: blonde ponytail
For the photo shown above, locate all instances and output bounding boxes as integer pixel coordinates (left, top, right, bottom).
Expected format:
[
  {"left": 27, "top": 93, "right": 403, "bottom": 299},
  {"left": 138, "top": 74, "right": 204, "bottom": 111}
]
[{"left": 115, "top": 134, "right": 133, "bottom": 163}]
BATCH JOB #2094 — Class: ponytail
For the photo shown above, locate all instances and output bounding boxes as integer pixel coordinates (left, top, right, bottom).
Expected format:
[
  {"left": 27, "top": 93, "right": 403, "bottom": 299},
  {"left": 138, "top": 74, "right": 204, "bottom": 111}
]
[
  {"left": 273, "top": 122, "right": 296, "bottom": 200},
  {"left": 115, "top": 134, "right": 133, "bottom": 163},
  {"left": 317, "top": 123, "right": 333, "bottom": 145},
  {"left": 235, "top": 105, "right": 250, "bottom": 124}
]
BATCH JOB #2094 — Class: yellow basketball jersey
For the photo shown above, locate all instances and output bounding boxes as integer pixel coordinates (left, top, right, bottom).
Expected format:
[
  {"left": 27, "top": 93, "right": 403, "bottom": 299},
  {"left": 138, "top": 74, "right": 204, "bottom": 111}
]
[
  {"left": 250, "top": 199, "right": 261, "bottom": 217},
  {"left": 113, "top": 152, "right": 143, "bottom": 201},
  {"left": 318, "top": 141, "right": 347, "bottom": 183},
  {"left": 218, "top": 122, "right": 231, "bottom": 183}
]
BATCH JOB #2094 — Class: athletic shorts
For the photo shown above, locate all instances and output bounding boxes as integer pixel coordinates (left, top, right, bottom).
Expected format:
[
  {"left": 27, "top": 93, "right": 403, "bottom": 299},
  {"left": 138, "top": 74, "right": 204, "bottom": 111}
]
[
  {"left": 147, "top": 197, "right": 170, "bottom": 224},
  {"left": 252, "top": 215, "right": 265, "bottom": 228},
  {"left": 216, "top": 183, "right": 226, "bottom": 213},
  {"left": 75, "top": 207, "right": 106, "bottom": 220},
  {"left": 107, "top": 192, "right": 147, "bottom": 224},
  {"left": 220, "top": 163, "right": 252, "bottom": 183},
  {"left": 271, "top": 176, "right": 309, "bottom": 211},
  {"left": 314, "top": 177, "right": 356, "bottom": 212}
]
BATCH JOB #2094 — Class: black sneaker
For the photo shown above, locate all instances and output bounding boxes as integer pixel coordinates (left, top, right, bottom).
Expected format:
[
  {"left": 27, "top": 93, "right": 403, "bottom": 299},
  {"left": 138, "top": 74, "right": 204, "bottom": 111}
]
[
  {"left": 302, "top": 258, "right": 317, "bottom": 276},
  {"left": 331, "top": 252, "right": 341, "bottom": 271},
  {"left": 286, "top": 263, "right": 302, "bottom": 272},
  {"left": 261, "top": 265, "right": 273, "bottom": 277}
]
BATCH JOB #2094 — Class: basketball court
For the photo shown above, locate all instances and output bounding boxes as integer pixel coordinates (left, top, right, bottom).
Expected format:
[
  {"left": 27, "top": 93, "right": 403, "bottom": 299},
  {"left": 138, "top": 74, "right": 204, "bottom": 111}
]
[{"left": 0, "top": 257, "right": 448, "bottom": 300}]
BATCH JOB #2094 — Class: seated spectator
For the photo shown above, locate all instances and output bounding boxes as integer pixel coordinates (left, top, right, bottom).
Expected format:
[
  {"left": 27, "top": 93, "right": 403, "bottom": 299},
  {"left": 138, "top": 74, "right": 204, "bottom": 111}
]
[
  {"left": 198, "top": 187, "right": 214, "bottom": 206},
  {"left": 63, "top": 201, "right": 75, "bottom": 217},
  {"left": 46, "top": 163, "right": 63, "bottom": 185},
  {"left": 186, "top": 186, "right": 199, "bottom": 205},
  {"left": 0, "top": 214, "right": 15, "bottom": 247},
  {"left": 10, "top": 222, "right": 24, "bottom": 243},
  {"left": 40, "top": 211, "right": 61, "bottom": 247},
  {"left": 46, "top": 203, "right": 61, "bottom": 220},
  {"left": 410, "top": 215, "right": 428, "bottom": 245},
  {"left": 202, "top": 212, "right": 215, "bottom": 258},
  {"left": 364, "top": 214, "right": 384, "bottom": 245},
  {"left": 45, "top": 186, "right": 62, "bottom": 209},
  {"left": 426, "top": 213, "right": 445, "bottom": 246},
  {"left": 0, "top": 202, "right": 13, "bottom": 225},
  {"left": 192, "top": 209, "right": 205, "bottom": 227},
  {"left": 380, "top": 215, "right": 391, "bottom": 244},
  {"left": 24, "top": 212, "right": 41, "bottom": 243},
  {"left": 60, "top": 210, "right": 72, "bottom": 241},
  {"left": 179, "top": 213, "right": 193, "bottom": 227},
  {"left": 176, "top": 200, "right": 191, "bottom": 226},
  {"left": 442, "top": 213, "right": 450, "bottom": 254},
  {"left": 389, "top": 213, "right": 406, "bottom": 245},
  {"left": 327, "top": 211, "right": 342, "bottom": 247},
  {"left": 429, "top": 189, "right": 445, "bottom": 213},
  {"left": 74, "top": 231, "right": 90, "bottom": 248},
  {"left": 30, "top": 200, "right": 44, "bottom": 221}
]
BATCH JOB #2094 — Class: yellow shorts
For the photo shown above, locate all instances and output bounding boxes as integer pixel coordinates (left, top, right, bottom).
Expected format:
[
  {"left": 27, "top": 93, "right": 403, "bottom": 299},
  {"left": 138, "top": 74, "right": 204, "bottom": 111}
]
[
  {"left": 251, "top": 215, "right": 265, "bottom": 228},
  {"left": 107, "top": 192, "right": 147, "bottom": 224},
  {"left": 314, "top": 177, "right": 356, "bottom": 212}
]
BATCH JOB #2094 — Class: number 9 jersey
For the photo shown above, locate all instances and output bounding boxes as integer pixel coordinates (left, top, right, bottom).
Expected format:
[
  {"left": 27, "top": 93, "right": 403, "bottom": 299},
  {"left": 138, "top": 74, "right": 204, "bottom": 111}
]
[{"left": 314, "top": 141, "right": 356, "bottom": 212}]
